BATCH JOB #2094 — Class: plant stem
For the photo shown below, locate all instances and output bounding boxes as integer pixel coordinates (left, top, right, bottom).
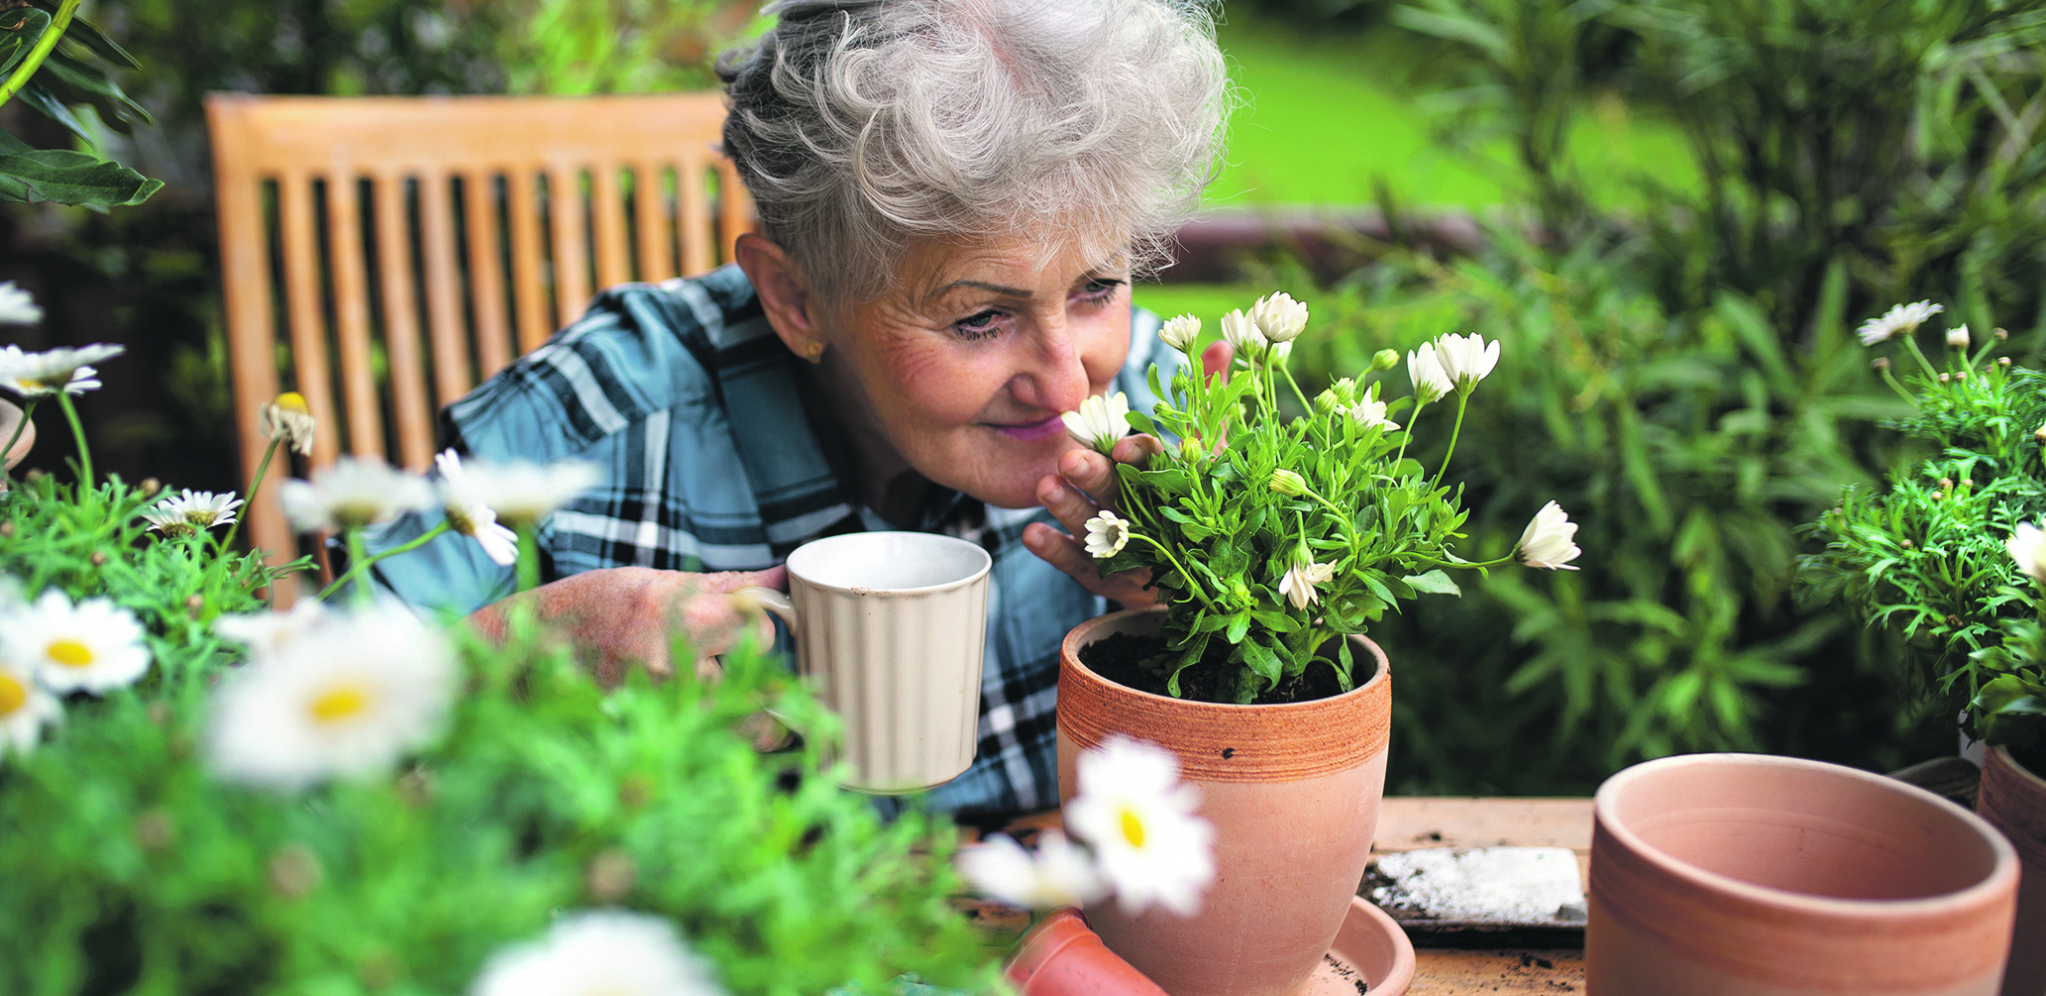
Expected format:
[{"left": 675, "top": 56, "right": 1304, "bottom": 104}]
[
  {"left": 1429, "top": 390, "right": 1471, "bottom": 492},
  {"left": 1901, "top": 333, "right": 1940, "bottom": 381},
  {"left": 220, "top": 437, "right": 281, "bottom": 553},
  {"left": 1133, "top": 532, "right": 1214, "bottom": 607},
  {"left": 1875, "top": 363, "right": 1916, "bottom": 405},
  {"left": 0, "top": 0, "right": 79, "bottom": 111},
  {"left": 0, "top": 396, "right": 35, "bottom": 488},
  {"left": 344, "top": 529, "right": 372, "bottom": 605},
  {"left": 317, "top": 521, "right": 451, "bottom": 603},
  {"left": 1279, "top": 363, "right": 1315, "bottom": 415},
  {"left": 516, "top": 526, "right": 541, "bottom": 592},
  {"left": 54, "top": 391, "right": 90, "bottom": 494}
]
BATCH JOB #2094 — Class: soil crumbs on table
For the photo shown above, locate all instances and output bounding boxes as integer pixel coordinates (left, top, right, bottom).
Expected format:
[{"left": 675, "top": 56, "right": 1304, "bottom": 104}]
[
  {"left": 1080, "top": 631, "right": 1352, "bottom": 704},
  {"left": 1322, "top": 953, "right": 1369, "bottom": 993}
]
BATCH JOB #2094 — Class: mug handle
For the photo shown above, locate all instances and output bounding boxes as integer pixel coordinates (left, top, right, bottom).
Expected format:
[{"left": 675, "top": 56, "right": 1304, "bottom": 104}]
[{"left": 736, "top": 587, "right": 798, "bottom": 631}]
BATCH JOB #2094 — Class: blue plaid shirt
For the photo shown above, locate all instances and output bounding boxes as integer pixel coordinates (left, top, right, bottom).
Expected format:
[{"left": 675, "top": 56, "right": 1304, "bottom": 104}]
[{"left": 366, "top": 264, "right": 1178, "bottom": 821}]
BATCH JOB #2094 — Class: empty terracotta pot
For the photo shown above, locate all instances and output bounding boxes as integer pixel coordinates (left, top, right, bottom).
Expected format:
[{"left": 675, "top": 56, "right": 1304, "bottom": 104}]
[
  {"left": 1977, "top": 746, "right": 2046, "bottom": 996},
  {"left": 1006, "top": 908, "right": 1170, "bottom": 996},
  {"left": 1057, "top": 609, "right": 1391, "bottom": 996},
  {"left": 1588, "top": 753, "right": 2020, "bottom": 996}
]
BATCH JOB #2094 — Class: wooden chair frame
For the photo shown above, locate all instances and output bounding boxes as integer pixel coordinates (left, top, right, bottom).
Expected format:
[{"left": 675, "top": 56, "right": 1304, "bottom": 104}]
[{"left": 207, "top": 93, "right": 751, "bottom": 599}]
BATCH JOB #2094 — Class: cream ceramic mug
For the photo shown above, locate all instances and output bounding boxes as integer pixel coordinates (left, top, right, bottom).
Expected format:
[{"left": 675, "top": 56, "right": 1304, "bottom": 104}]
[{"left": 740, "top": 531, "right": 992, "bottom": 794}]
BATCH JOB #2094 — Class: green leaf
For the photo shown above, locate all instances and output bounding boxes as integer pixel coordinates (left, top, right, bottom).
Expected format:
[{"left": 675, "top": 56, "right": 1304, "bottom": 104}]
[
  {"left": 16, "top": 81, "right": 87, "bottom": 142},
  {"left": 0, "top": 8, "right": 50, "bottom": 79},
  {"left": 1239, "top": 638, "right": 1282, "bottom": 690},
  {"left": 1401, "top": 569, "right": 1462, "bottom": 596},
  {"left": 0, "top": 149, "right": 162, "bottom": 210}
]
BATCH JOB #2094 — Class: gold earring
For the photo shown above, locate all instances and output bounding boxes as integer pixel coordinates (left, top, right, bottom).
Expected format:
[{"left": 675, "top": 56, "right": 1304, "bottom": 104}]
[{"left": 799, "top": 339, "right": 826, "bottom": 363}]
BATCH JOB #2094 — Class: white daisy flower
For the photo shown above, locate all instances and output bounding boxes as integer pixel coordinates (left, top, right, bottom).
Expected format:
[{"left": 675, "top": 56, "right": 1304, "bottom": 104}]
[
  {"left": 957, "top": 829, "right": 1109, "bottom": 910},
  {"left": 1061, "top": 392, "right": 1131, "bottom": 455},
  {"left": 435, "top": 450, "right": 520, "bottom": 566},
  {"left": 1249, "top": 292, "right": 1310, "bottom": 344},
  {"left": 1515, "top": 501, "right": 1582, "bottom": 571},
  {"left": 1277, "top": 558, "right": 1338, "bottom": 610},
  {"left": 1064, "top": 735, "right": 1215, "bottom": 918},
  {"left": 258, "top": 392, "right": 317, "bottom": 456},
  {"left": 469, "top": 910, "right": 724, "bottom": 996},
  {"left": 438, "top": 458, "right": 602, "bottom": 532},
  {"left": 1408, "top": 342, "right": 1452, "bottom": 404},
  {"left": 276, "top": 457, "right": 436, "bottom": 533},
  {"left": 0, "top": 659, "right": 60, "bottom": 759},
  {"left": 3, "top": 588, "right": 151, "bottom": 694},
  {"left": 213, "top": 598, "right": 330, "bottom": 660},
  {"left": 1349, "top": 383, "right": 1399, "bottom": 431},
  {"left": 142, "top": 489, "right": 243, "bottom": 536},
  {"left": 1856, "top": 301, "right": 1944, "bottom": 346},
  {"left": 206, "top": 602, "right": 457, "bottom": 790},
  {"left": 1158, "top": 314, "right": 1201, "bottom": 353},
  {"left": 1219, "top": 308, "right": 1265, "bottom": 358},
  {"left": 0, "top": 282, "right": 43, "bottom": 325},
  {"left": 1947, "top": 324, "right": 1972, "bottom": 350},
  {"left": 2010, "top": 522, "right": 2046, "bottom": 584},
  {"left": 1432, "top": 332, "right": 1500, "bottom": 391},
  {"left": 0, "top": 343, "right": 122, "bottom": 398},
  {"left": 1083, "top": 510, "right": 1131, "bottom": 559}
]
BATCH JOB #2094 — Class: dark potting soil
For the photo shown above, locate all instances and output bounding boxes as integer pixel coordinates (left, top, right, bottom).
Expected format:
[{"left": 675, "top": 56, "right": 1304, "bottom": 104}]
[{"left": 1078, "top": 631, "right": 1363, "bottom": 705}]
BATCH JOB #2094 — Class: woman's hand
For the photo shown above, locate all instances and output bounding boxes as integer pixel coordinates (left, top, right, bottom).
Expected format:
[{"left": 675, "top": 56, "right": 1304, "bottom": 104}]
[
  {"left": 467, "top": 565, "right": 786, "bottom": 686},
  {"left": 1024, "top": 341, "right": 1233, "bottom": 607}
]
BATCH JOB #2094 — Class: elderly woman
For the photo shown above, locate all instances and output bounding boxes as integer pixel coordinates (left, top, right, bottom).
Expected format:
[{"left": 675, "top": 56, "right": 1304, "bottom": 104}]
[{"left": 370, "top": 0, "right": 1231, "bottom": 820}]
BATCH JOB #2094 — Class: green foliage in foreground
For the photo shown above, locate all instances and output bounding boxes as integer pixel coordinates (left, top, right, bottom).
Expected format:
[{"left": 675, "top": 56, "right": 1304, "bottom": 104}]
[{"left": 0, "top": 608, "right": 994, "bottom": 996}]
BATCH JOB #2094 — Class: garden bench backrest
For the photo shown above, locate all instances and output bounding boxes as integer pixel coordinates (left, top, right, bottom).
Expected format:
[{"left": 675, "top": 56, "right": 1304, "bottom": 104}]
[{"left": 205, "top": 93, "right": 751, "bottom": 595}]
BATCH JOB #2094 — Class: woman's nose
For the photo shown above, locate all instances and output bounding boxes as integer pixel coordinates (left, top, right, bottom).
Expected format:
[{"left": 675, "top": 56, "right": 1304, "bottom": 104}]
[{"left": 1010, "top": 317, "right": 1091, "bottom": 415}]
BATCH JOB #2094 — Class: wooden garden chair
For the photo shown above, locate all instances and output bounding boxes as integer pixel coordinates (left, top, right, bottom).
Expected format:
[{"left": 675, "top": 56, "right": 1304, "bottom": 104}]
[{"left": 206, "top": 93, "right": 753, "bottom": 601}]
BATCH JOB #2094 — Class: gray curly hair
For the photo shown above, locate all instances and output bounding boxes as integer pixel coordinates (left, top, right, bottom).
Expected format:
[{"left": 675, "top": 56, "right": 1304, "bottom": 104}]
[{"left": 716, "top": 0, "right": 1231, "bottom": 308}]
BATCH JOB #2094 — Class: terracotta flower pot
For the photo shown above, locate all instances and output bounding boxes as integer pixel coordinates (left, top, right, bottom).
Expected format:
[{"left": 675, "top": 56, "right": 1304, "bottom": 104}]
[
  {"left": 1057, "top": 608, "right": 1391, "bottom": 996},
  {"left": 1006, "top": 908, "right": 1171, "bottom": 996},
  {"left": 1978, "top": 745, "right": 2046, "bottom": 996},
  {"left": 1588, "top": 753, "right": 2020, "bottom": 996}
]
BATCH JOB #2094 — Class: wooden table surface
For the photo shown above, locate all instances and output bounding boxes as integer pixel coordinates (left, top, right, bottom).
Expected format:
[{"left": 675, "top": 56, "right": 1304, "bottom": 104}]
[{"left": 972, "top": 797, "right": 1594, "bottom": 995}]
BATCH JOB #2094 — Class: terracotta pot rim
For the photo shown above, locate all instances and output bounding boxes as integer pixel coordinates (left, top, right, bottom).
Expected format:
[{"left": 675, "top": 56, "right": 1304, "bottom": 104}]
[
  {"left": 1989, "top": 743, "right": 2046, "bottom": 788},
  {"left": 1596, "top": 752, "right": 2020, "bottom": 919},
  {"left": 1060, "top": 607, "right": 1387, "bottom": 714}
]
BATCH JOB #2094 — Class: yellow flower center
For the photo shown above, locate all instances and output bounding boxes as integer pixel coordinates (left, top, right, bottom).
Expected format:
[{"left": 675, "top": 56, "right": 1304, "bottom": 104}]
[
  {"left": 1119, "top": 807, "right": 1147, "bottom": 850},
  {"left": 308, "top": 685, "right": 371, "bottom": 724},
  {"left": 47, "top": 639, "right": 94, "bottom": 668},
  {"left": 0, "top": 671, "right": 26, "bottom": 716},
  {"left": 274, "top": 392, "right": 311, "bottom": 415}
]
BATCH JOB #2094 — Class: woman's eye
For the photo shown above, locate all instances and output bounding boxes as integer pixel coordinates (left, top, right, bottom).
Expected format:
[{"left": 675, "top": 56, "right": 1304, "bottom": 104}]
[
  {"left": 1076, "top": 278, "right": 1125, "bottom": 304},
  {"left": 953, "top": 310, "right": 1004, "bottom": 341}
]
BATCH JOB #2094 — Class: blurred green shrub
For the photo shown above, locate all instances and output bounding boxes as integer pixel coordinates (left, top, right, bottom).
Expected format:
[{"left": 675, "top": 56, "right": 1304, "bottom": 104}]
[{"left": 1233, "top": 0, "right": 2046, "bottom": 790}]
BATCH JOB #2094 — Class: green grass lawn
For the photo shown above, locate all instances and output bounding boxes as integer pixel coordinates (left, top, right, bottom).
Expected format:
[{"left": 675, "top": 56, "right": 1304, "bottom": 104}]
[{"left": 1134, "top": 12, "right": 1701, "bottom": 322}]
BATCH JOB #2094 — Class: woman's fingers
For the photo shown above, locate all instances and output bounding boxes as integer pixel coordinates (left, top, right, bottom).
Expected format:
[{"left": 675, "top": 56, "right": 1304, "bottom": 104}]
[
  {"left": 1022, "top": 521, "right": 1160, "bottom": 609},
  {"left": 1201, "top": 339, "right": 1234, "bottom": 382}
]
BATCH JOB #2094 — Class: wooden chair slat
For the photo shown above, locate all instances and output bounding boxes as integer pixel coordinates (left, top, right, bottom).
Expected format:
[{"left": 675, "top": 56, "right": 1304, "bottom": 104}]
[
  {"left": 277, "top": 171, "right": 338, "bottom": 467},
  {"left": 678, "top": 158, "right": 714, "bottom": 277},
  {"left": 417, "top": 171, "right": 470, "bottom": 409},
  {"left": 633, "top": 161, "right": 675, "bottom": 283},
  {"left": 465, "top": 171, "right": 513, "bottom": 383},
  {"left": 547, "top": 165, "right": 592, "bottom": 325},
  {"left": 506, "top": 169, "right": 552, "bottom": 355},
  {"left": 592, "top": 165, "right": 631, "bottom": 289},
  {"left": 326, "top": 173, "right": 384, "bottom": 459},
  {"left": 373, "top": 170, "right": 434, "bottom": 472}
]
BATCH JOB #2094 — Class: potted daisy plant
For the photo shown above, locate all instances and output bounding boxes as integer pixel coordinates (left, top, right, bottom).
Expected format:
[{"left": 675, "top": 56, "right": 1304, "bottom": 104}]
[{"left": 1052, "top": 293, "right": 1581, "bottom": 996}]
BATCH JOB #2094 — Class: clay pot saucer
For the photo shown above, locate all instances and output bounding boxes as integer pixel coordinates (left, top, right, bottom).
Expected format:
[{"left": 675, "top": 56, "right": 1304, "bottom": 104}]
[{"left": 1006, "top": 899, "right": 1415, "bottom": 996}]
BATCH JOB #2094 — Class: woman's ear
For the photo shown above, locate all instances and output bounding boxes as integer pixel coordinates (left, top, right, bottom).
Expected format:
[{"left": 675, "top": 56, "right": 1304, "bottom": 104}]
[{"left": 735, "top": 234, "right": 825, "bottom": 359}]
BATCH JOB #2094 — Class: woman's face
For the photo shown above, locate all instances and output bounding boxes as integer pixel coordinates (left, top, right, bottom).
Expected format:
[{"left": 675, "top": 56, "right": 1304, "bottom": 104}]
[{"left": 815, "top": 235, "right": 1132, "bottom": 511}]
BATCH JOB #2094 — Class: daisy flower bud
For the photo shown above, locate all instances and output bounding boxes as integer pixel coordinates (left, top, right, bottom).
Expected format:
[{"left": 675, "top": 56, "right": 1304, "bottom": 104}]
[
  {"left": 1947, "top": 324, "right": 1971, "bottom": 349},
  {"left": 1159, "top": 314, "right": 1201, "bottom": 353},
  {"left": 1372, "top": 348, "right": 1400, "bottom": 372},
  {"left": 1269, "top": 468, "right": 1308, "bottom": 497},
  {"left": 1515, "top": 501, "right": 1582, "bottom": 570}
]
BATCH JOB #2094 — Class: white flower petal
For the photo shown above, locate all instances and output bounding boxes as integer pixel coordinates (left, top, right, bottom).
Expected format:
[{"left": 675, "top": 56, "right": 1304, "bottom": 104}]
[
  {"left": 0, "top": 660, "right": 61, "bottom": 760},
  {"left": 958, "top": 830, "right": 1107, "bottom": 910},
  {"left": 0, "top": 343, "right": 122, "bottom": 398},
  {"left": 1856, "top": 301, "right": 1944, "bottom": 346},
  {"left": 2010, "top": 522, "right": 2046, "bottom": 583},
  {"left": 1083, "top": 510, "right": 1130, "bottom": 558},
  {"left": 0, "top": 282, "right": 44, "bottom": 325},
  {"left": 1159, "top": 314, "right": 1201, "bottom": 352},
  {"left": 1220, "top": 309, "right": 1265, "bottom": 357},
  {"left": 1061, "top": 393, "right": 1129, "bottom": 454},
  {"left": 1516, "top": 501, "right": 1582, "bottom": 571},
  {"left": 1249, "top": 292, "right": 1309, "bottom": 344},
  {"left": 277, "top": 457, "right": 436, "bottom": 533},
  {"left": 1408, "top": 343, "right": 1451, "bottom": 404},
  {"left": 1065, "top": 736, "right": 1214, "bottom": 918},
  {"left": 469, "top": 910, "right": 724, "bottom": 996},
  {"left": 3, "top": 589, "right": 151, "bottom": 694}
]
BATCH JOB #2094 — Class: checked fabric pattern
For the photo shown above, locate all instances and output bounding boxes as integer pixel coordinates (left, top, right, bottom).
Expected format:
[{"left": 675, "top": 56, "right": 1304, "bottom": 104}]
[{"left": 366, "top": 263, "right": 1179, "bottom": 820}]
